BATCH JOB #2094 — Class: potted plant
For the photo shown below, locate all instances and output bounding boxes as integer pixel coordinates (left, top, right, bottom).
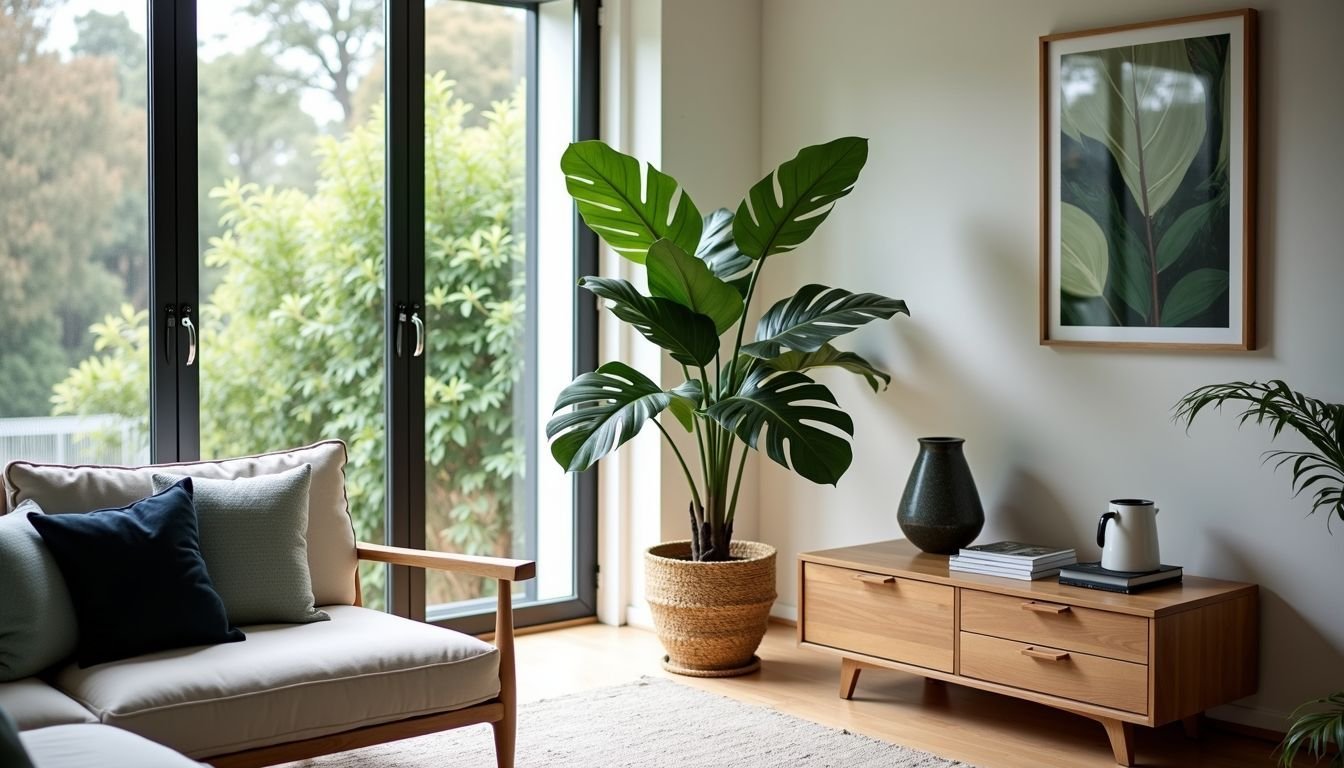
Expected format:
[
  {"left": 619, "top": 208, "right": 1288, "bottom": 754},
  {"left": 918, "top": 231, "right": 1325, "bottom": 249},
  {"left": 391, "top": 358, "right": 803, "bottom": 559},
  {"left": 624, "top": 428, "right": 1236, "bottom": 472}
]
[
  {"left": 546, "top": 137, "right": 907, "bottom": 676},
  {"left": 1175, "top": 380, "right": 1343, "bottom": 766}
]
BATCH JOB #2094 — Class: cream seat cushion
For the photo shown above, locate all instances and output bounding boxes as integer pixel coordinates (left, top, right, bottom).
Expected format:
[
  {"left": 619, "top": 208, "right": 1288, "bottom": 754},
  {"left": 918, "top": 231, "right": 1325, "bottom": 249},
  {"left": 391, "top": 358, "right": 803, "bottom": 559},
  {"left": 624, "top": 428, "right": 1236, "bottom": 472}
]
[
  {"left": 0, "top": 679, "right": 96, "bottom": 730},
  {"left": 2, "top": 441, "right": 356, "bottom": 606},
  {"left": 52, "top": 605, "right": 500, "bottom": 759},
  {"left": 21, "top": 724, "right": 205, "bottom": 768}
]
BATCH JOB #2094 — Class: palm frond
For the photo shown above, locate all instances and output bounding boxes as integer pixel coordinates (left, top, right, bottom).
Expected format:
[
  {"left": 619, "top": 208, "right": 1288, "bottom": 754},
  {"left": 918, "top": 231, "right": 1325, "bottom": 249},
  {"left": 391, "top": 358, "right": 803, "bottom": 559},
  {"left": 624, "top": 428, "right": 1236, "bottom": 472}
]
[
  {"left": 1277, "top": 691, "right": 1344, "bottom": 767},
  {"left": 1174, "top": 380, "right": 1344, "bottom": 526}
]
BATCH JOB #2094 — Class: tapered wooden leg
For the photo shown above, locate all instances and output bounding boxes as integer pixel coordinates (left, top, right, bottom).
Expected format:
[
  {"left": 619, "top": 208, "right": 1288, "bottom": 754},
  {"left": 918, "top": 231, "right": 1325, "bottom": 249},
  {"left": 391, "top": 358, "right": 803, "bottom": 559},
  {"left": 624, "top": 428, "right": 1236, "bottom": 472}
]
[
  {"left": 1181, "top": 714, "right": 1202, "bottom": 739},
  {"left": 1100, "top": 718, "right": 1134, "bottom": 766},
  {"left": 492, "top": 582, "right": 516, "bottom": 768},
  {"left": 839, "top": 658, "right": 862, "bottom": 699},
  {"left": 491, "top": 717, "right": 514, "bottom": 768}
]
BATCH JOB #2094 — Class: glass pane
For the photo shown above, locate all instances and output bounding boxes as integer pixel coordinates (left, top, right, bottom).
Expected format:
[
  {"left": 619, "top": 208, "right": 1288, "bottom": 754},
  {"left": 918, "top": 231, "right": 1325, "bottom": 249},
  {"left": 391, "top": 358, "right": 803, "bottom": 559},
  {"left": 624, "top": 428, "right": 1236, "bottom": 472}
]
[
  {"left": 423, "top": 0, "right": 577, "bottom": 616},
  {"left": 0, "top": 2, "right": 150, "bottom": 468},
  {"left": 196, "top": 1, "right": 387, "bottom": 608}
]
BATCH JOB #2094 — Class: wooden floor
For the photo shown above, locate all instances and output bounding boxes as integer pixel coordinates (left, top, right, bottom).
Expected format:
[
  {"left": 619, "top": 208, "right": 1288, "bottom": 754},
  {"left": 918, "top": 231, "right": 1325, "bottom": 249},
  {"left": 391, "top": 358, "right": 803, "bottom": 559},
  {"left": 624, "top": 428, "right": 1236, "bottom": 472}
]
[{"left": 513, "top": 622, "right": 1284, "bottom": 768}]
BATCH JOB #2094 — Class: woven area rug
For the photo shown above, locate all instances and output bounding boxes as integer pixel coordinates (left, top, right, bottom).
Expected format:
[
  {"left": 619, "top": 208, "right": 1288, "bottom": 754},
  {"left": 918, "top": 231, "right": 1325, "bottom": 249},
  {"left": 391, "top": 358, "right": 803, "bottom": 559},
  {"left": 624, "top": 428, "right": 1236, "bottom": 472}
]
[{"left": 289, "top": 677, "right": 968, "bottom": 767}]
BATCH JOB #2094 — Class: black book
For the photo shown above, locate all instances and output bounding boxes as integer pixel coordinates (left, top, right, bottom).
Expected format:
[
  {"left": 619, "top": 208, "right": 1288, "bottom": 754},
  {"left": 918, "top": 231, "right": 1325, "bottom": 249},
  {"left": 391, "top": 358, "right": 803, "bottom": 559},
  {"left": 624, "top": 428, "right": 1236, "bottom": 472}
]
[
  {"left": 1058, "top": 562, "right": 1183, "bottom": 593},
  {"left": 1059, "top": 574, "right": 1183, "bottom": 594}
]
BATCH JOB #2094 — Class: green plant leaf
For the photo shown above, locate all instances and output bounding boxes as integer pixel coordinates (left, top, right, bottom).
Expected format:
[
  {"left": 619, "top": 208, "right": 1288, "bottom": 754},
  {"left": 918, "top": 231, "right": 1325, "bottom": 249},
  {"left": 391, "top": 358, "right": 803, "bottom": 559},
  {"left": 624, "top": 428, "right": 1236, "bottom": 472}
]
[
  {"left": 666, "top": 379, "right": 703, "bottom": 432},
  {"left": 1061, "top": 42, "right": 1207, "bottom": 216},
  {"left": 707, "top": 369, "right": 855, "bottom": 485},
  {"left": 763, "top": 343, "right": 891, "bottom": 392},
  {"left": 1101, "top": 197, "right": 1152, "bottom": 322},
  {"left": 742, "top": 284, "right": 907, "bottom": 359},
  {"left": 646, "top": 238, "right": 744, "bottom": 334},
  {"left": 1157, "top": 198, "right": 1218, "bottom": 273},
  {"left": 1160, "top": 268, "right": 1227, "bottom": 326},
  {"left": 580, "top": 276, "right": 718, "bottom": 366},
  {"left": 696, "top": 208, "right": 753, "bottom": 289},
  {"left": 561, "top": 141, "right": 702, "bottom": 262},
  {"left": 1059, "top": 203, "right": 1109, "bottom": 298},
  {"left": 547, "top": 362, "right": 674, "bottom": 472},
  {"left": 1175, "top": 381, "right": 1344, "bottom": 526},
  {"left": 733, "top": 137, "right": 868, "bottom": 260}
]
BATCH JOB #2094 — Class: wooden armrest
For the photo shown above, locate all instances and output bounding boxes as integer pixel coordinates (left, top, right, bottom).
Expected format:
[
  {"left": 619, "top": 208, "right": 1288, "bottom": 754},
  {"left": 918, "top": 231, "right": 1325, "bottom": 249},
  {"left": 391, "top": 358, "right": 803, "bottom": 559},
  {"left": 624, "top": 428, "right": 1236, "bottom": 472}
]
[{"left": 356, "top": 542, "right": 536, "bottom": 582}]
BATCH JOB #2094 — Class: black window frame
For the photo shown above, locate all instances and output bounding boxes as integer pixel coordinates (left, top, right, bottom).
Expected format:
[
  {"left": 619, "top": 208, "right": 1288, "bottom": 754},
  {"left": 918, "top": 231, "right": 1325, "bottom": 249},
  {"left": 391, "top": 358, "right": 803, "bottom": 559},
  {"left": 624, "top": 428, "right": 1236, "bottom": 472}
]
[{"left": 143, "top": 0, "right": 599, "bottom": 632}]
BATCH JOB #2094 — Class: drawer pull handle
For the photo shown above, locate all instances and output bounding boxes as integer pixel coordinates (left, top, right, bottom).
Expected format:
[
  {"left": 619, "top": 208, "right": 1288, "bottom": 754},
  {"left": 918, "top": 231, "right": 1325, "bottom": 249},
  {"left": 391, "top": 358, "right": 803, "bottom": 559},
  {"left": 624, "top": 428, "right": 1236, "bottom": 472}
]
[
  {"left": 852, "top": 573, "right": 896, "bottom": 585},
  {"left": 1021, "top": 601, "right": 1072, "bottom": 614},
  {"left": 1021, "top": 646, "right": 1071, "bottom": 662}
]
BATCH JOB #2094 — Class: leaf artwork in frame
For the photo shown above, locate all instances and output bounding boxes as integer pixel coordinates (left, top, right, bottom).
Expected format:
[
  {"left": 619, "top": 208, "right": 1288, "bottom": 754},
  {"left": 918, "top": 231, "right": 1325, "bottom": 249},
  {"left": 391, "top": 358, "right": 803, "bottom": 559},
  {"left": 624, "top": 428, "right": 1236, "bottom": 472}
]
[{"left": 1041, "top": 10, "right": 1256, "bottom": 349}]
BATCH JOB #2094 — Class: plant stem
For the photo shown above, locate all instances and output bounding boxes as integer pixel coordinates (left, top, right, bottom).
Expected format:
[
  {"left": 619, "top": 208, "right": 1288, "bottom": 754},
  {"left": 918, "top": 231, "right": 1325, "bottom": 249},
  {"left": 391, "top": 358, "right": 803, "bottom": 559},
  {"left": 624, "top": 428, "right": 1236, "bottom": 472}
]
[
  {"left": 1127, "top": 53, "right": 1161, "bottom": 327},
  {"left": 683, "top": 363, "right": 713, "bottom": 501},
  {"left": 726, "top": 437, "right": 750, "bottom": 525},
  {"left": 653, "top": 420, "right": 702, "bottom": 510},
  {"left": 725, "top": 258, "right": 767, "bottom": 391}
]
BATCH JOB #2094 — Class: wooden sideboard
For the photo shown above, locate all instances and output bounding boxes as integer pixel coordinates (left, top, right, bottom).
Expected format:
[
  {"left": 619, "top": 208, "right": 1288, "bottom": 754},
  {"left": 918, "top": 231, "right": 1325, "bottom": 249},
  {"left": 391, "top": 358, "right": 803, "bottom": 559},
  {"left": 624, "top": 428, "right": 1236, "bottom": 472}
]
[{"left": 797, "top": 540, "right": 1258, "bottom": 766}]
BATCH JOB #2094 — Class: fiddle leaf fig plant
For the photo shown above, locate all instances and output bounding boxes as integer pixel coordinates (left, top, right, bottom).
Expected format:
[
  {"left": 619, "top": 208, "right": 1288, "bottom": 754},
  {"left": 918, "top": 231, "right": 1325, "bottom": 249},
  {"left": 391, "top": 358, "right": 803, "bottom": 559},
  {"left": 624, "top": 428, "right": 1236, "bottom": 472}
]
[{"left": 548, "top": 137, "right": 908, "bottom": 561}]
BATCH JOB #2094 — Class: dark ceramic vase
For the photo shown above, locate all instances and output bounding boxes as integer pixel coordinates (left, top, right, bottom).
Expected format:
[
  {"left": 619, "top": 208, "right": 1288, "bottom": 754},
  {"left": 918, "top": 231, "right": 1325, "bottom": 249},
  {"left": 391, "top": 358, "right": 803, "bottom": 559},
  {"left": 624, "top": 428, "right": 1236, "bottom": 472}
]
[{"left": 897, "top": 437, "right": 984, "bottom": 554}]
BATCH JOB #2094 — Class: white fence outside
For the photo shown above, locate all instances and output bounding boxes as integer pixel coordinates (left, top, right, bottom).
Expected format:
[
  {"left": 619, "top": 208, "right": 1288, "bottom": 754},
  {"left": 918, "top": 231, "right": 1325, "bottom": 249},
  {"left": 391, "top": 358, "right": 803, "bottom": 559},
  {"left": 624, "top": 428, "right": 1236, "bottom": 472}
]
[{"left": 0, "top": 415, "right": 148, "bottom": 469}]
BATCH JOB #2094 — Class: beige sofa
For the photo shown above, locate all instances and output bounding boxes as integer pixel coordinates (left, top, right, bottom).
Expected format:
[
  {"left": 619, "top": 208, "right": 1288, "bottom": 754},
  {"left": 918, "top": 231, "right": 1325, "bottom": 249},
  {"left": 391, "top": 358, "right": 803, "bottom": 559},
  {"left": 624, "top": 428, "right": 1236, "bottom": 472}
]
[{"left": 0, "top": 441, "right": 533, "bottom": 768}]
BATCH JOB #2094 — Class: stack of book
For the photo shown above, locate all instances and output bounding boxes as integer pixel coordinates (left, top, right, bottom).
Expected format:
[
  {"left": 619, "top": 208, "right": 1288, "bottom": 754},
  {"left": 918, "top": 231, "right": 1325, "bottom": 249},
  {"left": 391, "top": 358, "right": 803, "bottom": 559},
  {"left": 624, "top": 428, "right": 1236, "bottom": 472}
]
[
  {"left": 1058, "top": 562, "right": 1183, "bottom": 593},
  {"left": 948, "top": 541, "right": 1077, "bottom": 580}
]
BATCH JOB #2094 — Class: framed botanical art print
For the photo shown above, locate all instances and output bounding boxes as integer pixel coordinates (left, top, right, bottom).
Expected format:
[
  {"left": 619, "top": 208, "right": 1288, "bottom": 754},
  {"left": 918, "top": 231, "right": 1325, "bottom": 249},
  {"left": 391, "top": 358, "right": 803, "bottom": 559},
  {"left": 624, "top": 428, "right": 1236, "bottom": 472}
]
[{"left": 1039, "top": 9, "right": 1257, "bottom": 349}]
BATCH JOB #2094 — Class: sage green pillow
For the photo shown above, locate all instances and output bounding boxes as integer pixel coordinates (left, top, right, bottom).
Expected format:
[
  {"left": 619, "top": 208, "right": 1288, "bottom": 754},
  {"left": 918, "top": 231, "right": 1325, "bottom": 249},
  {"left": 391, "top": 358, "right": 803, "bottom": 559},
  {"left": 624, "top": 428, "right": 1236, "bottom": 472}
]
[
  {"left": 152, "top": 465, "right": 329, "bottom": 626},
  {"left": 0, "top": 500, "right": 78, "bottom": 681}
]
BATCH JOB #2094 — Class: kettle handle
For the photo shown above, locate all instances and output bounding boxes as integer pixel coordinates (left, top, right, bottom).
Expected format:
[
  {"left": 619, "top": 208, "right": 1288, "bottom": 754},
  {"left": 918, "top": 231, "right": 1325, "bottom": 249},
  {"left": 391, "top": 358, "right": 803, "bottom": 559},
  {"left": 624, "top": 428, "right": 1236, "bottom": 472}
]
[{"left": 1096, "top": 511, "right": 1118, "bottom": 548}]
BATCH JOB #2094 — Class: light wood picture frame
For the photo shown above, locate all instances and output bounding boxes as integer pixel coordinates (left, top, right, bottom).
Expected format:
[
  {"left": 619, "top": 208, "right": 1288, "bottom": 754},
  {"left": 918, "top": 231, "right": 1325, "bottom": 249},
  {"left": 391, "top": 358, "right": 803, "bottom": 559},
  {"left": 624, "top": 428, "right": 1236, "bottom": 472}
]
[{"left": 1039, "top": 9, "right": 1257, "bottom": 350}]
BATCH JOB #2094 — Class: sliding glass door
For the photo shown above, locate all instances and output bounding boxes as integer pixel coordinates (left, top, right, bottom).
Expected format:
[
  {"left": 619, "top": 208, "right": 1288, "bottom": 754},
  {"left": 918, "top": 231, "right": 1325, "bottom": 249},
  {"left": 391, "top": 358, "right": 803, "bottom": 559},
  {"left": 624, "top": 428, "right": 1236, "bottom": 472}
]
[{"left": 1, "top": 0, "right": 595, "bottom": 628}]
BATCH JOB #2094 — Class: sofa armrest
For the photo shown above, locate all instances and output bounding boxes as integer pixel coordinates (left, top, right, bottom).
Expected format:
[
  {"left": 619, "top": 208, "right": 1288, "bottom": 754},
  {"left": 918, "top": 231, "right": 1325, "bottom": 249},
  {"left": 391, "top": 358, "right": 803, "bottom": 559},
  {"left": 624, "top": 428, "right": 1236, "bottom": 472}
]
[{"left": 355, "top": 542, "right": 536, "bottom": 582}]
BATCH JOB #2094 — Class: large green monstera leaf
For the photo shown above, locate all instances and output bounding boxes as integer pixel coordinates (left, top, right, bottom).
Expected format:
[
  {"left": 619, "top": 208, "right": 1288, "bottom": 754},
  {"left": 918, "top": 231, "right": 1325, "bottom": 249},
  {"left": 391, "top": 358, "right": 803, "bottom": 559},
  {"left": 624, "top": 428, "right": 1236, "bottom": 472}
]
[
  {"left": 707, "top": 369, "right": 855, "bottom": 486},
  {"left": 762, "top": 344, "right": 891, "bottom": 393},
  {"left": 742, "top": 284, "right": 907, "bottom": 359},
  {"left": 645, "top": 238, "right": 743, "bottom": 334},
  {"left": 561, "top": 141, "right": 702, "bottom": 262},
  {"left": 580, "top": 276, "right": 718, "bottom": 367},
  {"left": 547, "top": 362, "right": 695, "bottom": 472},
  {"left": 733, "top": 137, "right": 868, "bottom": 259}
]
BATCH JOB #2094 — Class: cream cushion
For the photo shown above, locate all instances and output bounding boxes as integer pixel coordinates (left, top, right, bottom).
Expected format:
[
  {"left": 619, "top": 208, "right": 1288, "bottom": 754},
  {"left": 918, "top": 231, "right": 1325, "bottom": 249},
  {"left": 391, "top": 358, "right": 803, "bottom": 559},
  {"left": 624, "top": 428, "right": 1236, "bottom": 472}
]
[
  {"left": 21, "top": 724, "right": 205, "bottom": 768},
  {"left": 2, "top": 441, "right": 356, "bottom": 606},
  {"left": 53, "top": 605, "right": 500, "bottom": 758},
  {"left": 0, "top": 678, "right": 96, "bottom": 730}
]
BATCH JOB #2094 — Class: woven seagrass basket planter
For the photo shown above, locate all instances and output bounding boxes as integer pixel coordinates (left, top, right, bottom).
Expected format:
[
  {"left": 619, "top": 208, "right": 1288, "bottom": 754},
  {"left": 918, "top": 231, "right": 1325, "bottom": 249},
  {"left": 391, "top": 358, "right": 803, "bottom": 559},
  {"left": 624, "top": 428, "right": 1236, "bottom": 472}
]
[{"left": 644, "top": 540, "right": 777, "bottom": 677}]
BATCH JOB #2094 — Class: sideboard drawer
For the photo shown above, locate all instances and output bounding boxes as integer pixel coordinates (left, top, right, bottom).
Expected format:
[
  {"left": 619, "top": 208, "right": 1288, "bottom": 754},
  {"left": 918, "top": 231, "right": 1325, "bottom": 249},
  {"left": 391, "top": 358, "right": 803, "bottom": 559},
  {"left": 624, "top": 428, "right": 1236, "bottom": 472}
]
[
  {"left": 802, "top": 563, "right": 954, "bottom": 672},
  {"left": 960, "top": 632, "right": 1148, "bottom": 714},
  {"left": 960, "top": 589, "right": 1149, "bottom": 663}
]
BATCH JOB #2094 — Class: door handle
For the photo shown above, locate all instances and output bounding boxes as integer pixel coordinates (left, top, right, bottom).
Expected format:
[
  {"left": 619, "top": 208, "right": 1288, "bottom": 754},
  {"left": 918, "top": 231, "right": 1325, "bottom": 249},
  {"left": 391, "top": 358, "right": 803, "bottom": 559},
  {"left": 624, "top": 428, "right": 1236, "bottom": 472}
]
[
  {"left": 1021, "top": 601, "right": 1072, "bottom": 615},
  {"left": 164, "top": 305, "right": 176, "bottom": 363},
  {"left": 852, "top": 573, "right": 896, "bottom": 585},
  {"left": 1020, "top": 646, "right": 1070, "bottom": 662},
  {"left": 180, "top": 305, "right": 197, "bottom": 366},
  {"left": 410, "top": 305, "right": 425, "bottom": 358},
  {"left": 395, "top": 304, "right": 408, "bottom": 358}
]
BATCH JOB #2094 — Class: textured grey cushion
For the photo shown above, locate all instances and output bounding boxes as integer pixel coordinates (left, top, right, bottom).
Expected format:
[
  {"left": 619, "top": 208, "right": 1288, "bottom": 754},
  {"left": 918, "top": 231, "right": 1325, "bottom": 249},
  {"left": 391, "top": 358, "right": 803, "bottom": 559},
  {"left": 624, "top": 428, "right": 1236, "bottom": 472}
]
[
  {"left": 54, "top": 605, "right": 500, "bottom": 758},
  {"left": 0, "top": 501, "right": 78, "bottom": 682},
  {"left": 152, "top": 466, "right": 328, "bottom": 626},
  {"left": 0, "top": 708, "right": 35, "bottom": 768},
  {"left": 0, "top": 679, "right": 97, "bottom": 730},
  {"left": 21, "top": 724, "right": 205, "bottom": 768},
  {"left": 4, "top": 440, "right": 357, "bottom": 606}
]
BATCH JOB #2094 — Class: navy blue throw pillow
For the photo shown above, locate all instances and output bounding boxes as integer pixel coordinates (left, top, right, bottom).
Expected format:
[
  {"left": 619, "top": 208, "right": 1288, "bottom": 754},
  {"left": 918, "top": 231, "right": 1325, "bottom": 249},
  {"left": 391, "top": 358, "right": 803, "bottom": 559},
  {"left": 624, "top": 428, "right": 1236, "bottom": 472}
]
[{"left": 28, "top": 479, "right": 244, "bottom": 667}]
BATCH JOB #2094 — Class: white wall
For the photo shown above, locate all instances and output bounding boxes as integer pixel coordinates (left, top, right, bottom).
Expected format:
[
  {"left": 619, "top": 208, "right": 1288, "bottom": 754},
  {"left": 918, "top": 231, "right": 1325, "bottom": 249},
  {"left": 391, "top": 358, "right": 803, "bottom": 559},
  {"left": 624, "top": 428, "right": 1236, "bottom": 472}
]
[
  {"left": 597, "top": 0, "right": 763, "bottom": 627},
  {"left": 753, "top": 0, "right": 1344, "bottom": 730}
]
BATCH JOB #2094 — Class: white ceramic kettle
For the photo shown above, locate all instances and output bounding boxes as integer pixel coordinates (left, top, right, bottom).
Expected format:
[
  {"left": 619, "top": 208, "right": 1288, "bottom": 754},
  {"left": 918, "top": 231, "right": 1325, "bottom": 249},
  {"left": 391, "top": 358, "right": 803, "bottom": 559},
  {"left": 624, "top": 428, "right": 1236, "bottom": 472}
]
[{"left": 1096, "top": 499, "right": 1161, "bottom": 572}]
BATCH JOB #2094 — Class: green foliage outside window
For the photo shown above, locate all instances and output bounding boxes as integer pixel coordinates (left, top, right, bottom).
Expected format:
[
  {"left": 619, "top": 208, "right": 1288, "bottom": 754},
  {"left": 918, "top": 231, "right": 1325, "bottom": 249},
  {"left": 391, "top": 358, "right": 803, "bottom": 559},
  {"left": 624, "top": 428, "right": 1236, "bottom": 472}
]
[{"left": 53, "top": 75, "right": 527, "bottom": 609}]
